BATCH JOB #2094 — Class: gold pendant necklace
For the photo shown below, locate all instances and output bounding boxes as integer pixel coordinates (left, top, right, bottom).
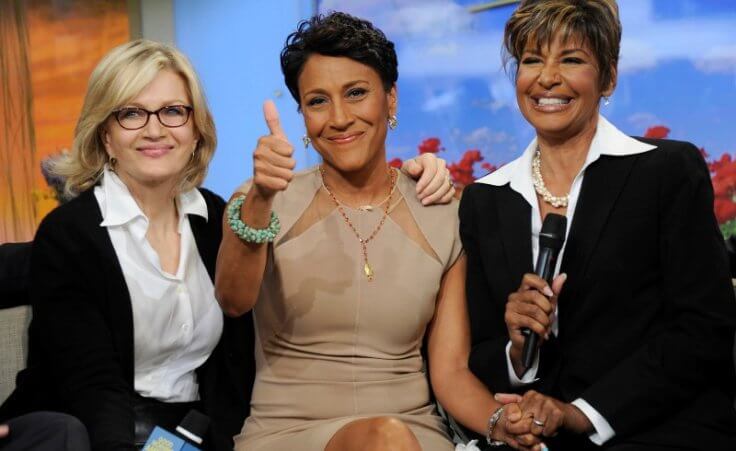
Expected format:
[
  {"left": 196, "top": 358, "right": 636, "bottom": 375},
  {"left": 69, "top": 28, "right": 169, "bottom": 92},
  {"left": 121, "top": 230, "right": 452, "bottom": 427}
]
[{"left": 320, "top": 166, "right": 396, "bottom": 281}]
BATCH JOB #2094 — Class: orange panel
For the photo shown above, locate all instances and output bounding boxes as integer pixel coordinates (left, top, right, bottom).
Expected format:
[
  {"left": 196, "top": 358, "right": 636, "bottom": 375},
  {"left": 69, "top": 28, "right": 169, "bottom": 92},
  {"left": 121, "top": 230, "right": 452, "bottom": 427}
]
[{"left": 0, "top": 0, "right": 129, "bottom": 242}]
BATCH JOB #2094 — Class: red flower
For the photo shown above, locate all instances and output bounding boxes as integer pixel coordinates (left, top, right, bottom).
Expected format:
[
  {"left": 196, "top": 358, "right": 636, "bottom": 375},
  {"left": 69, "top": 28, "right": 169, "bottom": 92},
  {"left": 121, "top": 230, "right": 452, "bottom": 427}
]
[
  {"left": 388, "top": 158, "right": 403, "bottom": 169},
  {"left": 418, "top": 138, "right": 442, "bottom": 154},
  {"left": 706, "top": 151, "right": 736, "bottom": 223},
  {"left": 481, "top": 162, "right": 497, "bottom": 173},
  {"left": 644, "top": 126, "right": 670, "bottom": 139},
  {"left": 715, "top": 199, "right": 736, "bottom": 224},
  {"left": 448, "top": 149, "right": 485, "bottom": 187}
]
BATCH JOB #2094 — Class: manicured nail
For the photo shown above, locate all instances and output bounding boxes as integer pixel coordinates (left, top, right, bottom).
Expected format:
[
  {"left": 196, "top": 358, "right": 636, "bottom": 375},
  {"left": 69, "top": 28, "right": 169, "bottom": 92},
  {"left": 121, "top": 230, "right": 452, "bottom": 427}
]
[
  {"left": 541, "top": 444, "right": 549, "bottom": 451},
  {"left": 559, "top": 273, "right": 567, "bottom": 282},
  {"left": 543, "top": 286, "right": 554, "bottom": 297}
]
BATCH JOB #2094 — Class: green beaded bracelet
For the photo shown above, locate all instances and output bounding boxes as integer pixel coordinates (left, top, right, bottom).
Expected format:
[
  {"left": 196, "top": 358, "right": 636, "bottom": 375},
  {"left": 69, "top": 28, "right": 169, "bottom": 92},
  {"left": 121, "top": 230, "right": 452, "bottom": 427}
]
[{"left": 226, "top": 194, "right": 281, "bottom": 244}]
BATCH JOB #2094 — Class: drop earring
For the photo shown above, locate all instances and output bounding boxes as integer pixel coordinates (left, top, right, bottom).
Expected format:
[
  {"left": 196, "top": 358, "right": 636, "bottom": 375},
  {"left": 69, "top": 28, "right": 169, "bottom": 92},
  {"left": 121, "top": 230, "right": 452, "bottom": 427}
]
[
  {"left": 109, "top": 157, "right": 117, "bottom": 172},
  {"left": 302, "top": 135, "right": 311, "bottom": 148},
  {"left": 603, "top": 96, "right": 610, "bottom": 106},
  {"left": 388, "top": 115, "right": 398, "bottom": 130}
]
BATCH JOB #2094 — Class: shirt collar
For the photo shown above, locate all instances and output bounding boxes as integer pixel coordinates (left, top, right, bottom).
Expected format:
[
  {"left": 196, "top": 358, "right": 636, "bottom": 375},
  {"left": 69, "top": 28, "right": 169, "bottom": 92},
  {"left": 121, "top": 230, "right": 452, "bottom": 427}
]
[
  {"left": 99, "top": 167, "right": 208, "bottom": 228},
  {"left": 177, "top": 186, "right": 209, "bottom": 231},
  {"left": 475, "top": 115, "right": 657, "bottom": 193}
]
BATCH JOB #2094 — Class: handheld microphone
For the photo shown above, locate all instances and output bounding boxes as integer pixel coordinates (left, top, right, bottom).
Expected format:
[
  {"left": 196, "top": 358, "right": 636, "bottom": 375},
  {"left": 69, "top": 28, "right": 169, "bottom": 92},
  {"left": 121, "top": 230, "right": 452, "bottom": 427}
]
[
  {"left": 521, "top": 213, "right": 567, "bottom": 371},
  {"left": 142, "top": 409, "right": 210, "bottom": 451}
]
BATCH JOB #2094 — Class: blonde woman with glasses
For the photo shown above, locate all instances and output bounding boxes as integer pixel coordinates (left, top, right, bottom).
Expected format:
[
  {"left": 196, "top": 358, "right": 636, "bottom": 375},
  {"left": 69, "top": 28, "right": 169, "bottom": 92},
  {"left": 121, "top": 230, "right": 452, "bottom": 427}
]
[{"left": 0, "top": 39, "right": 453, "bottom": 451}]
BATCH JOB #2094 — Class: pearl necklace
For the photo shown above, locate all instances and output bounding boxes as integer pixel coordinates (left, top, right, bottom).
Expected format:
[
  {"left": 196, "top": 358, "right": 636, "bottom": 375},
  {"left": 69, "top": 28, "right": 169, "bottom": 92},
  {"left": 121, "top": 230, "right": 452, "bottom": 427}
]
[{"left": 532, "top": 148, "right": 569, "bottom": 208}]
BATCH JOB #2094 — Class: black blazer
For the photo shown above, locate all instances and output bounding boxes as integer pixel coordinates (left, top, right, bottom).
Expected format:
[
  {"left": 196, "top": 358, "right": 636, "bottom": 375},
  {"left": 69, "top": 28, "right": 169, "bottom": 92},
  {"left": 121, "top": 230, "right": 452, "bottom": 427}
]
[
  {"left": 0, "top": 241, "right": 32, "bottom": 308},
  {"left": 0, "top": 188, "right": 255, "bottom": 451},
  {"left": 460, "top": 138, "right": 736, "bottom": 450}
]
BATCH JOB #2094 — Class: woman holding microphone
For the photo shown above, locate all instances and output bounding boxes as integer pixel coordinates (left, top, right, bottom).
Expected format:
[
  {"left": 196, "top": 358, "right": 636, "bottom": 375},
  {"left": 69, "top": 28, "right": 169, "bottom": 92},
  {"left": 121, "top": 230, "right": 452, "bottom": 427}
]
[{"left": 460, "top": 1, "right": 736, "bottom": 449}]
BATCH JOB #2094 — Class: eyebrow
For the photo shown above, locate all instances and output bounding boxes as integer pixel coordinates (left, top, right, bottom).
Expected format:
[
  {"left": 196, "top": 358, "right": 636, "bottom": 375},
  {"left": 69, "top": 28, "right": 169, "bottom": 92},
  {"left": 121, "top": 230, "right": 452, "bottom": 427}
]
[
  {"left": 523, "top": 47, "right": 589, "bottom": 56},
  {"left": 561, "top": 48, "right": 589, "bottom": 56},
  {"left": 122, "top": 100, "right": 189, "bottom": 108},
  {"left": 303, "top": 79, "right": 370, "bottom": 97}
]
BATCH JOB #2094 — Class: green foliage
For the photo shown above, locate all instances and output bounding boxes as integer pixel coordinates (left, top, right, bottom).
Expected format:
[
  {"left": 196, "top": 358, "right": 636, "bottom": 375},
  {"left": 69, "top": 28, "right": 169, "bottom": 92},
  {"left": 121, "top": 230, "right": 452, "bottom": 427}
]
[{"left": 720, "top": 219, "right": 736, "bottom": 240}]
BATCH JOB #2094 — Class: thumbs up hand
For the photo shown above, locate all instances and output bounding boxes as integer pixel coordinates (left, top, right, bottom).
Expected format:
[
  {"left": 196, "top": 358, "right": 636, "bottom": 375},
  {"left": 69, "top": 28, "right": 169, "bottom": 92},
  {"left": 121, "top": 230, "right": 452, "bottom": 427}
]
[{"left": 252, "top": 100, "right": 296, "bottom": 200}]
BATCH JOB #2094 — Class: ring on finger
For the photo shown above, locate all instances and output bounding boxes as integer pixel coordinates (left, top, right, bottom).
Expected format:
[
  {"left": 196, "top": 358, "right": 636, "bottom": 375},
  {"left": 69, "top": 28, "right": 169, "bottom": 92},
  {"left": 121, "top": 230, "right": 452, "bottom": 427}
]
[
  {"left": 532, "top": 419, "right": 545, "bottom": 427},
  {"left": 446, "top": 175, "right": 454, "bottom": 188}
]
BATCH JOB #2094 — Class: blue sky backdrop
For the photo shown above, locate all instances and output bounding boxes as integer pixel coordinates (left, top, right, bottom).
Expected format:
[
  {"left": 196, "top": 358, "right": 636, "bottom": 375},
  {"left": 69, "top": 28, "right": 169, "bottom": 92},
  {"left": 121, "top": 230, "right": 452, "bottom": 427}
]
[{"left": 319, "top": 0, "right": 736, "bottom": 172}]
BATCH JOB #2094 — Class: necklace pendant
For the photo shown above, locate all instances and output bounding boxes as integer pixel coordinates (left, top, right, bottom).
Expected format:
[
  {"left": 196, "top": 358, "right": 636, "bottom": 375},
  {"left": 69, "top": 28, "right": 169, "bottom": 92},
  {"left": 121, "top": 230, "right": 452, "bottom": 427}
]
[
  {"left": 358, "top": 205, "right": 373, "bottom": 212},
  {"left": 364, "top": 262, "right": 374, "bottom": 280}
]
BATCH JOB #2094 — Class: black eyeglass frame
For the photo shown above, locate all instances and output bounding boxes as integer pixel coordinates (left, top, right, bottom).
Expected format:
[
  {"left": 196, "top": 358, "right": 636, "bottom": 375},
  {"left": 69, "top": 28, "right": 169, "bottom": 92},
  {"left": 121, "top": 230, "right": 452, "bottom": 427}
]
[{"left": 111, "top": 105, "right": 193, "bottom": 130}]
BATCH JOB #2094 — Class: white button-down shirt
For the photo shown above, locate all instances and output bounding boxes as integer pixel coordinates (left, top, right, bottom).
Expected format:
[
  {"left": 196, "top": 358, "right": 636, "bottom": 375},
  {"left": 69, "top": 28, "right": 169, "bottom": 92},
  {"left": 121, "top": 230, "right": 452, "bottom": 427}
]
[
  {"left": 94, "top": 168, "right": 223, "bottom": 402},
  {"left": 475, "top": 115, "right": 657, "bottom": 445}
]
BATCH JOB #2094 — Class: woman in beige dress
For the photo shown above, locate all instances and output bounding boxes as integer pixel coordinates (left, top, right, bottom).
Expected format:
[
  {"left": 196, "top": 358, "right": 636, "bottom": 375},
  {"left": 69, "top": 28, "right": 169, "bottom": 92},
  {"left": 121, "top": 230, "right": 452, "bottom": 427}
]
[{"left": 217, "top": 12, "right": 545, "bottom": 451}]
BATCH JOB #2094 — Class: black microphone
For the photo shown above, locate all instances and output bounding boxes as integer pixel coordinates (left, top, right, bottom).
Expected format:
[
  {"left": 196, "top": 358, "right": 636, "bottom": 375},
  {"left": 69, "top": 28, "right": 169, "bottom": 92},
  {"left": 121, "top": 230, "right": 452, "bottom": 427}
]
[
  {"left": 521, "top": 213, "right": 567, "bottom": 371},
  {"left": 142, "top": 409, "right": 210, "bottom": 451}
]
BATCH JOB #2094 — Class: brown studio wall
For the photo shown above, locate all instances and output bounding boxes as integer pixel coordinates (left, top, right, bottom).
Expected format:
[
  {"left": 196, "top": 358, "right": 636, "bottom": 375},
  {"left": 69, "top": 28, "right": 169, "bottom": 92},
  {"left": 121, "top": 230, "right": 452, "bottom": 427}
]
[
  {"left": 0, "top": 0, "right": 36, "bottom": 243},
  {"left": 0, "top": 0, "right": 129, "bottom": 242}
]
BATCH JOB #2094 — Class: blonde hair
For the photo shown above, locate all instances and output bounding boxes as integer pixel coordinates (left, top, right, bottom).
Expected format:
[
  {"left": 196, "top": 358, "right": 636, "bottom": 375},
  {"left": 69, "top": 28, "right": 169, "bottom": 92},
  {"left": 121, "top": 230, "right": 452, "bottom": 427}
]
[
  {"left": 55, "top": 39, "right": 216, "bottom": 196},
  {"left": 503, "top": 0, "right": 621, "bottom": 91}
]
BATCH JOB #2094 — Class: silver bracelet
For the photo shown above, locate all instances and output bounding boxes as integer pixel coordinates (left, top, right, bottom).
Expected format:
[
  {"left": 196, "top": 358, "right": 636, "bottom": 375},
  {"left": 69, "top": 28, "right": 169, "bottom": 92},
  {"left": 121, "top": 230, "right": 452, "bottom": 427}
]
[{"left": 486, "top": 405, "right": 507, "bottom": 447}]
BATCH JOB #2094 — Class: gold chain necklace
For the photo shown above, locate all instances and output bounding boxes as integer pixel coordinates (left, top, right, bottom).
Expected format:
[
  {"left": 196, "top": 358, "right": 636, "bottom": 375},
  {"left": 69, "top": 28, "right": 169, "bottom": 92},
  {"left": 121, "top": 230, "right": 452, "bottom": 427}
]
[
  {"left": 320, "top": 176, "right": 397, "bottom": 212},
  {"left": 320, "top": 166, "right": 396, "bottom": 281}
]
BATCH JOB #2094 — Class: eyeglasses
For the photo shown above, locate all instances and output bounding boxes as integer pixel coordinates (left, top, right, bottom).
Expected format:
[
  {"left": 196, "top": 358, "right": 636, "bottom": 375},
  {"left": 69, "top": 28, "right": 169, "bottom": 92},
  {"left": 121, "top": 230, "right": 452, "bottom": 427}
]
[{"left": 112, "top": 105, "right": 193, "bottom": 130}]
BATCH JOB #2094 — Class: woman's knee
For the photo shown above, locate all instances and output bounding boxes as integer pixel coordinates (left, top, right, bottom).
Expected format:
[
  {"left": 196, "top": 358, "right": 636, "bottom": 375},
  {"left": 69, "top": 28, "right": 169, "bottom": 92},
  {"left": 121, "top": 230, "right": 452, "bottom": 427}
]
[
  {"left": 326, "top": 416, "right": 421, "bottom": 451},
  {"left": 361, "top": 417, "right": 421, "bottom": 451}
]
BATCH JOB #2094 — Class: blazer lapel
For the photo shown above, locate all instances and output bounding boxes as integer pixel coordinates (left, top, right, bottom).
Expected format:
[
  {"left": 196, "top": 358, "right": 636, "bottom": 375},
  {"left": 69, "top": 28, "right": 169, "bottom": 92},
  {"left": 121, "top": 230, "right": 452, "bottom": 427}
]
[
  {"left": 561, "top": 155, "right": 638, "bottom": 290},
  {"left": 78, "top": 190, "right": 135, "bottom": 382},
  {"left": 190, "top": 214, "right": 217, "bottom": 282},
  {"left": 495, "top": 185, "right": 534, "bottom": 282}
]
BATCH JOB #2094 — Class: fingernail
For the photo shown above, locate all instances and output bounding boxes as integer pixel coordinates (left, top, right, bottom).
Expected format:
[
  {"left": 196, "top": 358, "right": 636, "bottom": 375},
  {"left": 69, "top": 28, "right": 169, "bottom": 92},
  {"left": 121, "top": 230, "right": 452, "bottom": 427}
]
[
  {"left": 421, "top": 197, "right": 430, "bottom": 205},
  {"left": 494, "top": 394, "right": 500, "bottom": 401},
  {"left": 543, "top": 286, "right": 554, "bottom": 297},
  {"left": 541, "top": 444, "right": 549, "bottom": 451},
  {"left": 560, "top": 273, "right": 567, "bottom": 281}
]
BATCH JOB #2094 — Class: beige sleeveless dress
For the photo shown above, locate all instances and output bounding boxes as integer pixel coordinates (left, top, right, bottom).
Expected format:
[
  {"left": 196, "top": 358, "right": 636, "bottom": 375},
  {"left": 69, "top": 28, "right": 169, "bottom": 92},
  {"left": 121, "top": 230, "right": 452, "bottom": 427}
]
[{"left": 233, "top": 167, "right": 461, "bottom": 450}]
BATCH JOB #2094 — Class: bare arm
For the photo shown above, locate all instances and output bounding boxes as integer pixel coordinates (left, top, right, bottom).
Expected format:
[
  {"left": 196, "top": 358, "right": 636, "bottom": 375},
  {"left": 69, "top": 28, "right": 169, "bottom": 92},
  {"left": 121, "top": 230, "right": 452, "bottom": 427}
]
[
  {"left": 215, "top": 101, "right": 295, "bottom": 316},
  {"left": 427, "top": 255, "right": 541, "bottom": 450}
]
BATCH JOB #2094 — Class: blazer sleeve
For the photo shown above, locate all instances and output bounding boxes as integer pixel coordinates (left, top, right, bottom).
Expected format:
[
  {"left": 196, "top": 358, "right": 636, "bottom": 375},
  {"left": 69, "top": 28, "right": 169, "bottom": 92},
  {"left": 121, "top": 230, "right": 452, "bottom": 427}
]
[
  {"left": 580, "top": 142, "right": 736, "bottom": 436},
  {"left": 31, "top": 210, "right": 135, "bottom": 450},
  {"left": 459, "top": 185, "right": 518, "bottom": 394}
]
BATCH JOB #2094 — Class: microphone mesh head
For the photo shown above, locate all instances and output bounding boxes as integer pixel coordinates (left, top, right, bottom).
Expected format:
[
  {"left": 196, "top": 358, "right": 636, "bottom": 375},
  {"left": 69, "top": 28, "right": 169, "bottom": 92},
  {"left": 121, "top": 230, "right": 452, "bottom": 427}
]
[{"left": 539, "top": 213, "right": 567, "bottom": 251}]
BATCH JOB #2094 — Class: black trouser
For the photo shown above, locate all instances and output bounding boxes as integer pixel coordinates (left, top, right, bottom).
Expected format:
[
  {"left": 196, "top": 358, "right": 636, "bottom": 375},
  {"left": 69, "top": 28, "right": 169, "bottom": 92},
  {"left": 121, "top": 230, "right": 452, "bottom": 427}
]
[{"left": 0, "top": 412, "right": 90, "bottom": 451}]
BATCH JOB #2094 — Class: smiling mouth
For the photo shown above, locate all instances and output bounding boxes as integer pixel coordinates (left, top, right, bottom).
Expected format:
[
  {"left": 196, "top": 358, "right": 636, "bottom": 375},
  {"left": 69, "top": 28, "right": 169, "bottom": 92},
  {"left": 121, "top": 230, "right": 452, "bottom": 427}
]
[
  {"left": 535, "top": 97, "right": 571, "bottom": 105},
  {"left": 137, "top": 146, "right": 173, "bottom": 157},
  {"left": 326, "top": 132, "right": 364, "bottom": 145},
  {"left": 531, "top": 96, "right": 574, "bottom": 112}
]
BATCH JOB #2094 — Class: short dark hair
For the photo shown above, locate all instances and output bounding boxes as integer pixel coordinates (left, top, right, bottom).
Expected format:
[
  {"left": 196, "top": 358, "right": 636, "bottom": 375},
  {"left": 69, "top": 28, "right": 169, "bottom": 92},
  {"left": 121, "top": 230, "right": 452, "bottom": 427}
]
[
  {"left": 280, "top": 12, "right": 398, "bottom": 106},
  {"left": 504, "top": 0, "right": 621, "bottom": 91}
]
